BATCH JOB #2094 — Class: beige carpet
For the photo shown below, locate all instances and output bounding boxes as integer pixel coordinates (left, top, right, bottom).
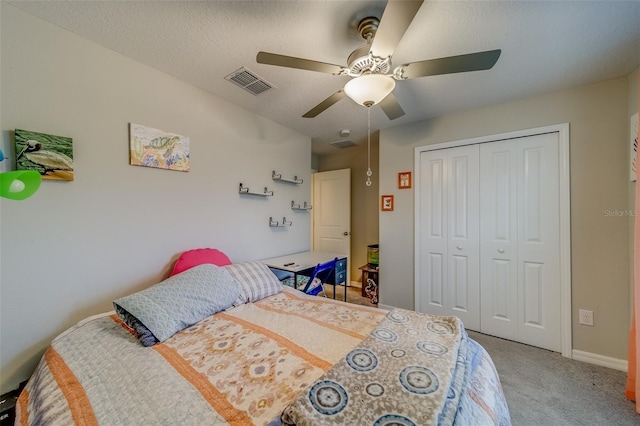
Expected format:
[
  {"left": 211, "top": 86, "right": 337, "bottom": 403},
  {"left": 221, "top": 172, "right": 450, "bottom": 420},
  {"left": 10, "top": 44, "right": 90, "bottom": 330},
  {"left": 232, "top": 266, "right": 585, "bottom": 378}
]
[
  {"left": 304, "top": 288, "right": 639, "bottom": 424},
  {"left": 469, "top": 330, "right": 639, "bottom": 425}
]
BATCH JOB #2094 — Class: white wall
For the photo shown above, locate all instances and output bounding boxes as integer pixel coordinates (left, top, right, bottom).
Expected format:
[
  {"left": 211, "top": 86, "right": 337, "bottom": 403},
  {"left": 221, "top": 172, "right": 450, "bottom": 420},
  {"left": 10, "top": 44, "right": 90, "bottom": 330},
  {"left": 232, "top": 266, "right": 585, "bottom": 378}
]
[
  {"left": 0, "top": 4, "right": 311, "bottom": 394},
  {"left": 379, "top": 76, "right": 632, "bottom": 360}
]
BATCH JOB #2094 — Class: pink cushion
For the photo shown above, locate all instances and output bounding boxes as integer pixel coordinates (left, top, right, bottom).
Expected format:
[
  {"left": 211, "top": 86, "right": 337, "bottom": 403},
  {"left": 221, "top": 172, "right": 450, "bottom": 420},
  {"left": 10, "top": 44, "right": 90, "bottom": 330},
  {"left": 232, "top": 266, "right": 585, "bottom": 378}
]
[{"left": 170, "top": 248, "right": 232, "bottom": 276}]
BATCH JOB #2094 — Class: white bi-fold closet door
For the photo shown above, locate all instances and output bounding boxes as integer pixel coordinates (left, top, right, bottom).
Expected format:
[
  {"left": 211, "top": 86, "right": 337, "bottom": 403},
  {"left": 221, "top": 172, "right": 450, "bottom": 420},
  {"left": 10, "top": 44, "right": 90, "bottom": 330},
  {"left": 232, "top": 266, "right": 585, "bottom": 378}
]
[
  {"left": 417, "top": 132, "right": 561, "bottom": 352},
  {"left": 418, "top": 144, "right": 481, "bottom": 330}
]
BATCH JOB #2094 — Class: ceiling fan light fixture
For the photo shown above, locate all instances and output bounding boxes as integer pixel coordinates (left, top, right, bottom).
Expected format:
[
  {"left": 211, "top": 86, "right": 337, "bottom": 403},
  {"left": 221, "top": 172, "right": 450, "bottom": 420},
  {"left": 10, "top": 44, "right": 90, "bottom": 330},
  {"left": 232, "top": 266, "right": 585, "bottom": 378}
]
[{"left": 344, "top": 74, "right": 396, "bottom": 107}]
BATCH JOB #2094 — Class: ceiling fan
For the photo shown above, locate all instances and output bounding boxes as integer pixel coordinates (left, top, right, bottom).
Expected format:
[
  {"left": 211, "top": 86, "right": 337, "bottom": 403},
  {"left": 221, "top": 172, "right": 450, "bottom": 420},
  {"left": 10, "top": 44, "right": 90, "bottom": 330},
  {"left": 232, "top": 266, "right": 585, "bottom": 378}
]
[{"left": 256, "top": 0, "right": 501, "bottom": 120}]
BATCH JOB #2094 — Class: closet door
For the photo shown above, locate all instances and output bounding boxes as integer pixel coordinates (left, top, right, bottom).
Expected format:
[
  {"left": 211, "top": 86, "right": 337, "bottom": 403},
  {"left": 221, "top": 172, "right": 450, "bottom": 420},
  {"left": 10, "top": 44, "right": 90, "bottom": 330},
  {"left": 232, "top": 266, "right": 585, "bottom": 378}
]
[
  {"left": 480, "top": 133, "right": 561, "bottom": 351},
  {"left": 447, "top": 146, "right": 480, "bottom": 330},
  {"left": 516, "top": 133, "right": 561, "bottom": 351},
  {"left": 418, "top": 145, "right": 480, "bottom": 330},
  {"left": 479, "top": 140, "right": 519, "bottom": 339}
]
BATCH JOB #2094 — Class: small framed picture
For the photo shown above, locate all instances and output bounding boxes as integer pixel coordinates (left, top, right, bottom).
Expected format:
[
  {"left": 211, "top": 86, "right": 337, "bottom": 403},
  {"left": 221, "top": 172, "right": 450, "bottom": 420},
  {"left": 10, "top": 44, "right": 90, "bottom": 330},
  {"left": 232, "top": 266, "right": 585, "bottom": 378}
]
[
  {"left": 381, "top": 195, "right": 394, "bottom": 211},
  {"left": 398, "top": 171, "right": 412, "bottom": 189}
]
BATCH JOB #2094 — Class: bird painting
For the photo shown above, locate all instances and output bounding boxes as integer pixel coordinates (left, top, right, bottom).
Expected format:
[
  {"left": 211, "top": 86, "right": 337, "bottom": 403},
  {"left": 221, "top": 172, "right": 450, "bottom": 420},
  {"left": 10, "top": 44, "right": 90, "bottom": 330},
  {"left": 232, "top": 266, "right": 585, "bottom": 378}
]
[{"left": 15, "top": 129, "right": 74, "bottom": 181}]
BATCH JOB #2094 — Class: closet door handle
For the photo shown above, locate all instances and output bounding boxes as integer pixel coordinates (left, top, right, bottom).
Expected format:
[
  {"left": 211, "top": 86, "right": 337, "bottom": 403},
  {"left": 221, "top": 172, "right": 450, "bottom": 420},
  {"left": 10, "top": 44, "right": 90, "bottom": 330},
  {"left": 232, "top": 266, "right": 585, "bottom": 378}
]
[
  {"left": 498, "top": 248, "right": 505, "bottom": 253},
  {"left": 456, "top": 245, "right": 463, "bottom": 250}
]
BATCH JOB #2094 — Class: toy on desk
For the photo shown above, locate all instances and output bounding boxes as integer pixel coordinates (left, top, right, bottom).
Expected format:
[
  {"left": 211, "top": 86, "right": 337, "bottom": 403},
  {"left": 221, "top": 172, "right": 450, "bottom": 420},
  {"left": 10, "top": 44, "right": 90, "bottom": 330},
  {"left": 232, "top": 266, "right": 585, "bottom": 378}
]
[{"left": 0, "top": 149, "right": 42, "bottom": 200}]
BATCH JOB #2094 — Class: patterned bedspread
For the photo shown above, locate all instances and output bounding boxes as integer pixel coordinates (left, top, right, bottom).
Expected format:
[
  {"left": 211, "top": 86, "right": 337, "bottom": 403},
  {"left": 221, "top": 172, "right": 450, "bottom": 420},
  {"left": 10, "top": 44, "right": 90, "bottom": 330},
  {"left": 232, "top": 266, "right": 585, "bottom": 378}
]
[
  {"left": 16, "top": 287, "right": 510, "bottom": 425},
  {"left": 280, "top": 309, "right": 511, "bottom": 426}
]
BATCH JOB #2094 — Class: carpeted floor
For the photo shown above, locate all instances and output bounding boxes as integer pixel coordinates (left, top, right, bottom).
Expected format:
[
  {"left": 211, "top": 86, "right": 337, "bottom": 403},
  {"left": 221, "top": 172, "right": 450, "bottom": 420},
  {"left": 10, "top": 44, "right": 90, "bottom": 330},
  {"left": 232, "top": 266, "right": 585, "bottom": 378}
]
[
  {"left": 317, "top": 287, "right": 640, "bottom": 424},
  {"left": 468, "top": 331, "right": 639, "bottom": 425}
]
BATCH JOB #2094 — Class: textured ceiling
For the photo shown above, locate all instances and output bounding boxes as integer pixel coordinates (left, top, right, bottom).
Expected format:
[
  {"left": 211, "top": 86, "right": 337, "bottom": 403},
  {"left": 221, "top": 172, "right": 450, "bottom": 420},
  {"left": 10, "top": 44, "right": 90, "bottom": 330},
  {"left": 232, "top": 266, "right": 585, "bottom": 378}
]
[{"left": 7, "top": 0, "right": 640, "bottom": 155}]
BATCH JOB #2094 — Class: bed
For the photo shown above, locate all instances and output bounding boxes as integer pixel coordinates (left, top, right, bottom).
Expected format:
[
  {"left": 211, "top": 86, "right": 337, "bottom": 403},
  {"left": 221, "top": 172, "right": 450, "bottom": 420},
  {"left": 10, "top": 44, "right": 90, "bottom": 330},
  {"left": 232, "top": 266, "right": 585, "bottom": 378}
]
[{"left": 15, "top": 259, "right": 510, "bottom": 425}]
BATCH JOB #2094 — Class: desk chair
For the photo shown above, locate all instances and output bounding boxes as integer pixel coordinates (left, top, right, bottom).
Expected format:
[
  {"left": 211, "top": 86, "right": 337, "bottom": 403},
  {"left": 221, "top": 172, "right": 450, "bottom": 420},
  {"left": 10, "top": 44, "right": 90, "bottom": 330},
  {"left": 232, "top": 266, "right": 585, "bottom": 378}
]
[{"left": 302, "top": 257, "right": 339, "bottom": 297}]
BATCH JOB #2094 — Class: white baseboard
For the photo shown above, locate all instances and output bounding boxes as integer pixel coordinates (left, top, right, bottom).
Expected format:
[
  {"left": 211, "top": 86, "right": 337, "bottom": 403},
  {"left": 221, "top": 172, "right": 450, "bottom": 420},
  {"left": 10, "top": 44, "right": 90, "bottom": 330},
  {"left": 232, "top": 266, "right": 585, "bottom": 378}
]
[
  {"left": 572, "top": 349, "right": 628, "bottom": 372},
  {"left": 378, "top": 303, "right": 394, "bottom": 311}
]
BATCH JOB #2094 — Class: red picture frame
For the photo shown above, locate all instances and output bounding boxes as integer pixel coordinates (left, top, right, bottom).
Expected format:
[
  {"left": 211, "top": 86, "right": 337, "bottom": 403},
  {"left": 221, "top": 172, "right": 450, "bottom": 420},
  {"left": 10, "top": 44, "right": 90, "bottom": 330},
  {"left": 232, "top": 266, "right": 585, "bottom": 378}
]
[
  {"left": 381, "top": 195, "right": 394, "bottom": 211},
  {"left": 398, "top": 171, "right": 412, "bottom": 189}
]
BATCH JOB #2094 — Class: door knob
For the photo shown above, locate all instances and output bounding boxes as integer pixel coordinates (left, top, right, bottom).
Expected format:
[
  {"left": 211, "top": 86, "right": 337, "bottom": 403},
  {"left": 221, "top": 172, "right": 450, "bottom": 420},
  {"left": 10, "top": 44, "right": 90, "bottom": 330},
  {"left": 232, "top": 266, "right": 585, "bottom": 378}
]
[
  {"left": 343, "top": 231, "right": 351, "bottom": 236},
  {"left": 498, "top": 248, "right": 505, "bottom": 253},
  {"left": 456, "top": 245, "right": 463, "bottom": 250}
]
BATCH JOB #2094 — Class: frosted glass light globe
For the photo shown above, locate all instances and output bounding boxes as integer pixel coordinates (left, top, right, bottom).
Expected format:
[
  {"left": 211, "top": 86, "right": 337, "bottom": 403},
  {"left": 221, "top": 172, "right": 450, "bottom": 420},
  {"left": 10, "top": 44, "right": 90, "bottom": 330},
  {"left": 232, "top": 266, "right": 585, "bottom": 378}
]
[{"left": 344, "top": 74, "right": 396, "bottom": 106}]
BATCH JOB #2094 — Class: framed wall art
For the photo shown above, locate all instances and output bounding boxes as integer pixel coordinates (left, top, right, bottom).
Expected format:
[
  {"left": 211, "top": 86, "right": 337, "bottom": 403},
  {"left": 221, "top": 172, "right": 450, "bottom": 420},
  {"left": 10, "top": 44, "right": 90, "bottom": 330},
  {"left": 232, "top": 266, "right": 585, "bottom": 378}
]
[
  {"left": 129, "top": 123, "right": 190, "bottom": 172},
  {"left": 398, "top": 171, "right": 412, "bottom": 189},
  {"left": 15, "top": 128, "right": 74, "bottom": 181},
  {"left": 381, "top": 195, "right": 394, "bottom": 211}
]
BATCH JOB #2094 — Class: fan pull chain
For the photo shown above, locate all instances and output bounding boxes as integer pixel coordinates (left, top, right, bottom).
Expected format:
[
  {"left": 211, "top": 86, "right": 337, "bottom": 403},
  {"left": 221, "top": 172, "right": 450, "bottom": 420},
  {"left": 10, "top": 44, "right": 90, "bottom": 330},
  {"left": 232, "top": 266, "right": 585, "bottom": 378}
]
[{"left": 366, "top": 106, "right": 372, "bottom": 187}]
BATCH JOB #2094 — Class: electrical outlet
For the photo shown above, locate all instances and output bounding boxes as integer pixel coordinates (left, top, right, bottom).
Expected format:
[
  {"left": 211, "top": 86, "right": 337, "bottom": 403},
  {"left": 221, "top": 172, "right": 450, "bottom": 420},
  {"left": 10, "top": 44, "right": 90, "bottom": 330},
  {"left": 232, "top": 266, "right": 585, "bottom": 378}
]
[{"left": 579, "top": 309, "right": 594, "bottom": 326}]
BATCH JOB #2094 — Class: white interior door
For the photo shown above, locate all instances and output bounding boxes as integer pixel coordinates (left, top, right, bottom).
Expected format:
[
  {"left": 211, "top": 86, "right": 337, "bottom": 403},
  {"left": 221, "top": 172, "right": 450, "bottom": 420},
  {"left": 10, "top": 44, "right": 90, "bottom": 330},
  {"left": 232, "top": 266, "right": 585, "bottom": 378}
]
[
  {"left": 418, "top": 149, "right": 449, "bottom": 317},
  {"left": 447, "top": 146, "right": 480, "bottom": 330},
  {"left": 480, "top": 140, "right": 520, "bottom": 339},
  {"left": 416, "top": 125, "right": 570, "bottom": 355},
  {"left": 516, "top": 133, "right": 561, "bottom": 351},
  {"left": 480, "top": 133, "right": 561, "bottom": 351},
  {"left": 418, "top": 145, "right": 480, "bottom": 330},
  {"left": 313, "top": 169, "right": 351, "bottom": 256}
]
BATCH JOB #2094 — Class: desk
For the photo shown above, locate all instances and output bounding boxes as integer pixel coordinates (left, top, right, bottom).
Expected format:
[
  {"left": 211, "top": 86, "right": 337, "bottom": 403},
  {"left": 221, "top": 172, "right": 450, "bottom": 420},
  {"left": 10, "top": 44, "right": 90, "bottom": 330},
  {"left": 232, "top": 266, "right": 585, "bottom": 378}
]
[{"left": 262, "top": 251, "right": 348, "bottom": 301}]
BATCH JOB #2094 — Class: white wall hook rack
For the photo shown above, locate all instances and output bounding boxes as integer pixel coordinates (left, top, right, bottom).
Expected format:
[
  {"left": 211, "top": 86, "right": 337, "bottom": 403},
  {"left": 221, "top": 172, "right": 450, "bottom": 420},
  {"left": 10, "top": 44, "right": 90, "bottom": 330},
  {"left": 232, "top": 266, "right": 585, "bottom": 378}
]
[
  {"left": 272, "top": 170, "right": 303, "bottom": 184},
  {"left": 269, "top": 216, "right": 292, "bottom": 227},
  {"left": 291, "top": 201, "right": 312, "bottom": 210},
  {"left": 239, "top": 183, "right": 273, "bottom": 196}
]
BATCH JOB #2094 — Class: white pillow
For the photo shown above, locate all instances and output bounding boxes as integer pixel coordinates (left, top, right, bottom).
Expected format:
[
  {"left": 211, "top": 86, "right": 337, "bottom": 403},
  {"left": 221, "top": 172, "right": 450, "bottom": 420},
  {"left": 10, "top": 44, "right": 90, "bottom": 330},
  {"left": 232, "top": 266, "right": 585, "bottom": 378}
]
[{"left": 223, "top": 261, "right": 283, "bottom": 304}]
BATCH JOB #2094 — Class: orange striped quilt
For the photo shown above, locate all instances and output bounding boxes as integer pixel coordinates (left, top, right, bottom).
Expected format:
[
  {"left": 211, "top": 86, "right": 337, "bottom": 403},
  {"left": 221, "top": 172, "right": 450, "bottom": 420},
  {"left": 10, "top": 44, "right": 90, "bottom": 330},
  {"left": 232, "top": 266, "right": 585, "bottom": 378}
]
[{"left": 16, "top": 288, "right": 386, "bottom": 425}]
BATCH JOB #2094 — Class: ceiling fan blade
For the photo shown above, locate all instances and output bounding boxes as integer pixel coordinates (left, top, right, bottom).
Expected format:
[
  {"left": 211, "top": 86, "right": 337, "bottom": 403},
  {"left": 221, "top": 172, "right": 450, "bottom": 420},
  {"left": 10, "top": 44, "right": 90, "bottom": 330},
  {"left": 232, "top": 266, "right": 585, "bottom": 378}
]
[
  {"left": 378, "top": 93, "right": 405, "bottom": 120},
  {"left": 397, "top": 49, "right": 502, "bottom": 80},
  {"left": 302, "top": 90, "right": 346, "bottom": 118},
  {"left": 370, "top": 0, "right": 424, "bottom": 59},
  {"left": 257, "top": 52, "right": 345, "bottom": 75}
]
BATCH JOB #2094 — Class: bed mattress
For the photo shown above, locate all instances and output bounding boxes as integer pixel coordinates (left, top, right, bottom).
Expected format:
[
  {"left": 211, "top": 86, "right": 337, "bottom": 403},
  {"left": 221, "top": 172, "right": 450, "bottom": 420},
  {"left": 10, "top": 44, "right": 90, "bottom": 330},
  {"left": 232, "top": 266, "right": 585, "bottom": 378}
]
[{"left": 16, "top": 287, "right": 510, "bottom": 425}]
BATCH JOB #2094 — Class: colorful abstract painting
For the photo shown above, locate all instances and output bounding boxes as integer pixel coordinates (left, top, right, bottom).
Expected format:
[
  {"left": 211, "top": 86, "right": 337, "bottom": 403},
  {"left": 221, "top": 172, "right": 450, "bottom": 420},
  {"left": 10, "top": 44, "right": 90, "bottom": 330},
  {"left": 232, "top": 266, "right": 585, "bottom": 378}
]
[
  {"left": 15, "top": 129, "right": 74, "bottom": 181},
  {"left": 129, "top": 123, "right": 190, "bottom": 172}
]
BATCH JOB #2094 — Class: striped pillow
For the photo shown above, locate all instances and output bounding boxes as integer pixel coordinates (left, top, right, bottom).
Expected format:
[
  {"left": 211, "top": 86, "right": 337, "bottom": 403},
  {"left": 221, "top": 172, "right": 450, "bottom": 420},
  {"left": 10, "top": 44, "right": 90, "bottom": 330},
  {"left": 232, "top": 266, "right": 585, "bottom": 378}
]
[{"left": 223, "top": 261, "right": 283, "bottom": 304}]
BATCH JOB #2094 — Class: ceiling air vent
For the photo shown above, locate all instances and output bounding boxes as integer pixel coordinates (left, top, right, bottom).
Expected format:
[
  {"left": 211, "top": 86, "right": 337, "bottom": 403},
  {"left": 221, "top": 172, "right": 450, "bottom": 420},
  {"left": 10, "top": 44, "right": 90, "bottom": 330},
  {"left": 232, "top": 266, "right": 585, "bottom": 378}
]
[
  {"left": 225, "top": 67, "right": 274, "bottom": 95},
  {"left": 330, "top": 140, "right": 357, "bottom": 149}
]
